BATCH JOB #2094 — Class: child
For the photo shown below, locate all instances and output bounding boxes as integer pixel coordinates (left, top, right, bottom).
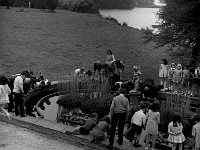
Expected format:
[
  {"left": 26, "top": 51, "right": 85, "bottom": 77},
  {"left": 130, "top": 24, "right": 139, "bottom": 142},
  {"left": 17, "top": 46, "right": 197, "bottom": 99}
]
[
  {"left": 168, "top": 112, "right": 185, "bottom": 150},
  {"left": 192, "top": 114, "right": 200, "bottom": 150},
  {"left": 105, "top": 49, "right": 115, "bottom": 65},
  {"left": 181, "top": 66, "right": 189, "bottom": 95},
  {"left": 189, "top": 67, "right": 198, "bottom": 96},
  {"left": 71, "top": 112, "right": 98, "bottom": 135},
  {"left": 144, "top": 101, "right": 160, "bottom": 150},
  {"left": 159, "top": 59, "right": 169, "bottom": 89},
  {"left": 168, "top": 63, "right": 176, "bottom": 91},
  {"left": 173, "top": 64, "right": 183, "bottom": 94},
  {"left": 132, "top": 65, "right": 142, "bottom": 91},
  {"left": 126, "top": 103, "right": 146, "bottom": 147},
  {"left": 90, "top": 115, "right": 110, "bottom": 143},
  {"left": 0, "top": 75, "right": 12, "bottom": 120}
]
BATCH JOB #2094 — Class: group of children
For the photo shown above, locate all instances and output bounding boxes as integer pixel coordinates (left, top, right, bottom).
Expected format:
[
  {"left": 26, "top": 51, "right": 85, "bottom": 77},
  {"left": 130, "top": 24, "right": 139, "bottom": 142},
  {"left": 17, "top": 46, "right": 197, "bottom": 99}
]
[
  {"left": 126, "top": 101, "right": 200, "bottom": 150},
  {"left": 159, "top": 59, "right": 200, "bottom": 96}
]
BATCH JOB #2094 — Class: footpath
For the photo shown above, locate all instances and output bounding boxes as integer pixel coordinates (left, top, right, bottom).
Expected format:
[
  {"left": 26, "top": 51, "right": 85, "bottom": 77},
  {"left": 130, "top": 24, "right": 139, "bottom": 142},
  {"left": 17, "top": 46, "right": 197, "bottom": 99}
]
[{"left": 0, "top": 113, "right": 152, "bottom": 150}]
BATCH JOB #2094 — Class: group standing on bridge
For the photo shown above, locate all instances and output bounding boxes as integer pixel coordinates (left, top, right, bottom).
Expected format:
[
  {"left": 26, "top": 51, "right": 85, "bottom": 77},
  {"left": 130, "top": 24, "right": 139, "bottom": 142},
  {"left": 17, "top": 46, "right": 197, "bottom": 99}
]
[{"left": 159, "top": 59, "right": 200, "bottom": 97}]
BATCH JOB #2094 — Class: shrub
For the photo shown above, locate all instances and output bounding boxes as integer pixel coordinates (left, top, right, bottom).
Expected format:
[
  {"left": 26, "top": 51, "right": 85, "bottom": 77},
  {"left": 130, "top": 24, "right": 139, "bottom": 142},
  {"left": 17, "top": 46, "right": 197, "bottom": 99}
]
[
  {"left": 62, "top": 0, "right": 98, "bottom": 14},
  {"left": 57, "top": 93, "right": 112, "bottom": 118}
]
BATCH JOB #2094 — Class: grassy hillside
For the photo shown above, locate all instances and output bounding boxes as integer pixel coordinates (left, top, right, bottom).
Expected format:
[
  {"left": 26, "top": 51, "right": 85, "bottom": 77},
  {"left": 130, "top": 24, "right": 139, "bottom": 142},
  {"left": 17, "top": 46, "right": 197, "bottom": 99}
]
[{"left": 0, "top": 7, "right": 167, "bottom": 83}]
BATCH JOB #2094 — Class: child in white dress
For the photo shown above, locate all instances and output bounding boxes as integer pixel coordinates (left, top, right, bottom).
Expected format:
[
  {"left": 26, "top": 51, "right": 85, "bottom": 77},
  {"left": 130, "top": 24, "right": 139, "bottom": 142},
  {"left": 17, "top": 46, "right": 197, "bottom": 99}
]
[
  {"left": 192, "top": 114, "right": 200, "bottom": 150},
  {"left": 105, "top": 49, "right": 115, "bottom": 65},
  {"left": 168, "top": 112, "right": 185, "bottom": 150},
  {"left": 173, "top": 64, "right": 183, "bottom": 93},
  {"left": 159, "top": 59, "right": 168, "bottom": 89},
  {"left": 168, "top": 63, "right": 176, "bottom": 91},
  {"left": 0, "top": 75, "right": 12, "bottom": 120}
]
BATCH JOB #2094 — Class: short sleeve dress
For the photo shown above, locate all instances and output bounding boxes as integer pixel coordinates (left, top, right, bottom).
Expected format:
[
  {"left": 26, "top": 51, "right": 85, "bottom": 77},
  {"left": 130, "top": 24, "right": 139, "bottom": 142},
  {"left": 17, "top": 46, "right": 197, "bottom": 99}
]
[
  {"left": 159, "top": 64, "right": 168, "bottom": 78},
  {"left": 0, "top": 85, "right": 11, "bottom": 104},
  {"left": 145, "top": 110, "right": 160, "bottom": 135},
  {"left": 192, "top": 122, "right": 200, "bottom": 148},
  {"left": 168, "top": 122, "right": 185, "bottom": 143}
]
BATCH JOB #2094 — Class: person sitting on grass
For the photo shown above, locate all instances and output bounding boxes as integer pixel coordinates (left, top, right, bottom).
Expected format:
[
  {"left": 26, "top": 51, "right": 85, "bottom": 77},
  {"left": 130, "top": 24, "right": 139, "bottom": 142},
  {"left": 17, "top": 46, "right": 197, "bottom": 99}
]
[
  {"left": 71, "top": 112, "right": 98, "bottom": 135},
  {"left": 125, "top": 103, "right": 146, "bottom": 147},
  {"left": 90, "top": 115, "right": 110, "bottom": 144}
]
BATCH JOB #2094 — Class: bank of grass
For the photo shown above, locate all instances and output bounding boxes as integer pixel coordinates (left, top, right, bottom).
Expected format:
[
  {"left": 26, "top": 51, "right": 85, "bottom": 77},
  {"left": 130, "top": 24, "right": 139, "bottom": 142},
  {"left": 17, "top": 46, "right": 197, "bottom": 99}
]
[{"left": 0, "top": 7, "right": 167, "bottom": 83}]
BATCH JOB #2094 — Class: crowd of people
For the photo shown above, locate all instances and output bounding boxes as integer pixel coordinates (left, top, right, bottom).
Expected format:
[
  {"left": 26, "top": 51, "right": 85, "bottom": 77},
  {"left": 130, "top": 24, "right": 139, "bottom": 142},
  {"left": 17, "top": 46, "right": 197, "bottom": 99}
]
[
  {"left": 1, "top": 50, "right": 200, "bottom": 150},
  {"left": 159, "top": 59, "right": 200, "bottom": 96},
  {"left": 0, "top": 70, "right": 49, "bottom": 120},
  {"left": 66, "top": 87, "right": 200, "bottom": 150}
]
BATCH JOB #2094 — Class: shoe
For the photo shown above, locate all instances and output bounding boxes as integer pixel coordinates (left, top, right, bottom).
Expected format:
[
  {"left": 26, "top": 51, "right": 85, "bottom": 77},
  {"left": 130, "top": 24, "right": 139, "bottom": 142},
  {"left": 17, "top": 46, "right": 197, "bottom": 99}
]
[{"left": 106, "top": 145, "right": 113, "bottom": 150}]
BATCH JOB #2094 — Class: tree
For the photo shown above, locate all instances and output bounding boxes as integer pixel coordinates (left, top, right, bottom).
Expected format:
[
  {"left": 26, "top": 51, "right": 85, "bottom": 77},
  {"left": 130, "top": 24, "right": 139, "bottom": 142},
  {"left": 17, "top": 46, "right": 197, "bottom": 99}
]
[{"left": 144, "top": 0, "right": 200, "bottom": 66}]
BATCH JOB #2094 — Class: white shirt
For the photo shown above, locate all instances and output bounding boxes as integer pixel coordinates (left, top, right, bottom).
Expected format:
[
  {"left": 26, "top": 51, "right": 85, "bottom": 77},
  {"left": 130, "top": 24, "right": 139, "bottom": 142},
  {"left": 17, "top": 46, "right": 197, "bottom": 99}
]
[
  {"left": 13, "top": 76, "right": 24, "bottom": 93},
  {"left": 131, "top": 110, "right": 146, "bottom": 126}
]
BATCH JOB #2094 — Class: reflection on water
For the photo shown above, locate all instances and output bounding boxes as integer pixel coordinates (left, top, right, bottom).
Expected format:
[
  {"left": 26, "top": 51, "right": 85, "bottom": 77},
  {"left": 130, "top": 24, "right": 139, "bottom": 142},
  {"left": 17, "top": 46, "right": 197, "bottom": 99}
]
[
  {"left": 39, "top": 96, "right": 59, "bottom": 122},
  {"left": 100, "top": 8, "right": 160, "bottom": 29}
]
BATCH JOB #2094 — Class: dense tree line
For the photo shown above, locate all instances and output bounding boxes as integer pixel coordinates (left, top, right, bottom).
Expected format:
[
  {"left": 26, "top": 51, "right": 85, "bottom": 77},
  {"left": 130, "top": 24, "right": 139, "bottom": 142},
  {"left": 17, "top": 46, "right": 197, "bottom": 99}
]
[
  {"left": 0, "top": 0, "right": 58, "bottom": 11},
  {"left": 93, "top": 0, "right": 155, "bottom": 9},
  {"left": 144, "top": 0, "right": 200, "bottom": 66},
  {"left": 93, "top": 0, "right": 134, "bottom": 9}
]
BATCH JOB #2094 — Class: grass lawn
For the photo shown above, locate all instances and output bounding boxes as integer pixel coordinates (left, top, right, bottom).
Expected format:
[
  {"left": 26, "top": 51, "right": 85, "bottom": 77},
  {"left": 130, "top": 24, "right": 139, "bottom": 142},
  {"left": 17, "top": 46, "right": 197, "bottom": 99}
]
[{"left": 0, "top": 7, "right": 167, "bottom": 83}]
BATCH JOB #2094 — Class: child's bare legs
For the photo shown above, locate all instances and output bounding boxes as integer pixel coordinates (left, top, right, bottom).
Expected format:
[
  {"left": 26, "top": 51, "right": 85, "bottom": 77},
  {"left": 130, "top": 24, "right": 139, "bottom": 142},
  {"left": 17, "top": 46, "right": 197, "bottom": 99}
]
[
  {"left": 160, "top": 77, "right": 163, "bottom": 86},
  {"left": 145, "top": 134, "right": 150, "bottom": 149},
  {"left": 71, "top": 127, "right": 81, "bottom": 134},
  {"left": 178, "top": 143, "right": 183, "bottom": 150},
  {"left": 151, "top": 135, "right": 157, "bottom": 149},
  {"left": 163, "top": 77, "right": 167, "bottom": 89},
  {"left": 0, "top": 104, "right": 11, "bottom": 120},
  {"left": 172, "top": 143, "right": 177, "bottom": 150},
  {"left": 135, "top": 133, "right": 141, "bottom": 145}
]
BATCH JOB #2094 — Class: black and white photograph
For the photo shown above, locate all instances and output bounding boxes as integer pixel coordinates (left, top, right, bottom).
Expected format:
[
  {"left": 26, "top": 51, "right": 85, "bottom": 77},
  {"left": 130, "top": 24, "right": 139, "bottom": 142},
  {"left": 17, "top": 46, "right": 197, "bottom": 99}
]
[{"left": 0, "top": 0, "right": 200, "bottom": 149}]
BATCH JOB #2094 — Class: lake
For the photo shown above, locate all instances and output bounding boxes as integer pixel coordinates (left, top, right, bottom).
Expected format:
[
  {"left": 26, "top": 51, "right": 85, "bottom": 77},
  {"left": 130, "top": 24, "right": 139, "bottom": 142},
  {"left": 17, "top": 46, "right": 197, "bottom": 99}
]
[{"left": 99, "top": 8, "right": 161, "bottom": 30}]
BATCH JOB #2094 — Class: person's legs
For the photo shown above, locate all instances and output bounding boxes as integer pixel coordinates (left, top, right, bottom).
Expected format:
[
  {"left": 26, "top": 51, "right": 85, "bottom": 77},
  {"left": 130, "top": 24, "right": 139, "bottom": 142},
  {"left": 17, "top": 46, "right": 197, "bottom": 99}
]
[
  {"left": 14, "top": 93, "right": 19, "bottom": 116},
  {"left": 71, "top": 127, "right": 81, "bottom": 134},
  {"left": 0, "top": 104, "right": 11, "bottom": 120},
  {"left": 163, "top": 78, "right": 167, "bottom": 89},
  {"left": 8, "top": 94, "right": 14, "bottom": 112},
  {"left": 18, "top": 94, "right": 25, "bottom": 116},
  {"left": 117, "top": 113, "right": 126, "bottom": 145},
  {"left": 151, "top": 135, "right": 157, "bottom": 149},
  {"left": 145, "top": 134, "right": 150, "bottom": 149},
  {"left": 109, "top": 113, "right": 119, "bottom": 147},
  {"left": 160, "top": 77, "right": 164, "bottom": 86},
  {"left": 172, "top": 143, "right": 177, "bottom": 150},
  {"left": 178, "top": 143, "right": 183, "bottom": 150}
]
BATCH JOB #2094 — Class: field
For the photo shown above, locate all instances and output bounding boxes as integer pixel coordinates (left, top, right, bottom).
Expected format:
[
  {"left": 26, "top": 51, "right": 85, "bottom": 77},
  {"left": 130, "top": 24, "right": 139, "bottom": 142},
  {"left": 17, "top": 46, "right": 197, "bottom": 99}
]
[{"left": 0, "top": 7, "right": 167, "bottom": 83}]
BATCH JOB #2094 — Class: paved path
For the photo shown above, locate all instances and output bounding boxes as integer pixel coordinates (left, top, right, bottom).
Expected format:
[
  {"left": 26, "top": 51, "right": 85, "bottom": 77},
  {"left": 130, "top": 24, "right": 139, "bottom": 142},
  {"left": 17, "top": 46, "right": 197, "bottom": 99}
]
[
  {"left": 0, "top": 121, "right": 90, "bottom": 150},
  {"left": 0, "top": 112, "right": 161, "bottom": 150}
]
